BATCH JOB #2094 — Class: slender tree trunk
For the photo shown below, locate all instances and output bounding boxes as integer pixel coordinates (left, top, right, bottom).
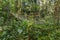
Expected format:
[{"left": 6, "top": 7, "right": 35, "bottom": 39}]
[{"left": 54, "top": 0, "right": 60, "bottom": 25}]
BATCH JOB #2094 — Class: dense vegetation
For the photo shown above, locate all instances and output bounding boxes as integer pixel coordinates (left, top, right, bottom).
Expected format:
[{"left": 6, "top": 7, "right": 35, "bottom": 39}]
[{"left": 0, "top": 0, "right": 60, "bottom": 40}]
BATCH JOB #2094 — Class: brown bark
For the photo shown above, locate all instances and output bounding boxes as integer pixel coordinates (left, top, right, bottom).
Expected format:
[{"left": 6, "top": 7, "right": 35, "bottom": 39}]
[{"left": 54, "top": 0, "right": 60, "bottom": 25}]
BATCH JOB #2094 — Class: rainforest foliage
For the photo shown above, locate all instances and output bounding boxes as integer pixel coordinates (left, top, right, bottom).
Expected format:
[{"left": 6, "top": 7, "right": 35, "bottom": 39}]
[{"left": 0, "top": 0, "right": 60, "bottom": 40}]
